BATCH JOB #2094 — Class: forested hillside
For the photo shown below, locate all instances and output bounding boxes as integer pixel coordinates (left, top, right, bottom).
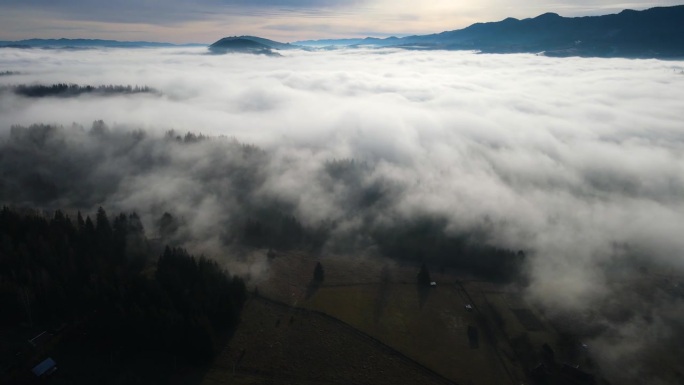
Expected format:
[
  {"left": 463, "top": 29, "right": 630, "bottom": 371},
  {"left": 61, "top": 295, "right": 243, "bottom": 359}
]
[
  {"left": 0, "top": 206, "right": 246, "bottom": 383},
  {"left": 0, "top": 123, "right": 525, "bottom": 283}
]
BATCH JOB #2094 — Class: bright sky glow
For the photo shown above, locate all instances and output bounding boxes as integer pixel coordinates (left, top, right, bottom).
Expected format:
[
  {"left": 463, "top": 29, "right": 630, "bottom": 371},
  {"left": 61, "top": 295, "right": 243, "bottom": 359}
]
[{"left": 0, "top": 1, "right": 682, "bottom": 43}]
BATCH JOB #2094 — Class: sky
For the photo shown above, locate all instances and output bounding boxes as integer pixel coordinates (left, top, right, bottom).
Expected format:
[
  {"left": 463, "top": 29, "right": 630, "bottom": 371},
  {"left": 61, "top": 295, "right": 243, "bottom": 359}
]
[{"left": 0, "top": 0, "right": 682, "bottom": 43}]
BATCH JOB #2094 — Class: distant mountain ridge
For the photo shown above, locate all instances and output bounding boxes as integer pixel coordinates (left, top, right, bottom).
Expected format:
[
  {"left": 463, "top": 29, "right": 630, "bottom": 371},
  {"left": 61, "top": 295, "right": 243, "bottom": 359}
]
[
  {"left": 4, "top": 5, "right": 683, "bottom": 58},
  {"left": 0, "top": 38, "right": 205, "bottom": 48},
  {"left": 294, "top": 5, "right": 684, "bottom": 58}
]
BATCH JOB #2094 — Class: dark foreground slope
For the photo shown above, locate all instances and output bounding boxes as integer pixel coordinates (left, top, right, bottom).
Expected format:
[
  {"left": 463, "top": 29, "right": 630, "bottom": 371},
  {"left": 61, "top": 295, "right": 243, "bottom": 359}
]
[{"left": 206, "top": 296, "right": 456, "bottom": 385}]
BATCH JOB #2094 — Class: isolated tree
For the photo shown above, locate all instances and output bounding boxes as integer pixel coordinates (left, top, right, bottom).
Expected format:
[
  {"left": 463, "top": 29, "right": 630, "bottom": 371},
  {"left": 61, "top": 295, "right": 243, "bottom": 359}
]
[
  {"left": 96, "top": 206, "right": 112, "bottom": 238},
  {"left": 83, "top": 216, "right": 96, "bottom": 237},
  {"left": 417, "top": 263, "right": 431, "bottom": 286},
  {"left": 158, "top": 212, "right": 179, "bottom": 239},
  {"left": 128, "top": 213, "right": 145, "bottom": 237},
  {"left": 76, "top": 211, "right": 85, "bottom": 230},
  {"left": 313, "top": 262, "right": 324, "bottom": 283}
]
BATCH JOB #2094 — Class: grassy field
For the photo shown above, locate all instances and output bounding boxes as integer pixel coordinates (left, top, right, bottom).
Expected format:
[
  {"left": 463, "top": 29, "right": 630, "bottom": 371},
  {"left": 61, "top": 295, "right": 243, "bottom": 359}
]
[
  {"left": 252, "top": 251, "right": 524, "bottom": 385},
  {"left": 303, "top": 283, "right": 514, "bottom": 385},
  {"left": 201, "top": 297, "right": 455, "bottom": 385},
  {"left": 216, "top": 250, "right": 617, "bottom": 384}
]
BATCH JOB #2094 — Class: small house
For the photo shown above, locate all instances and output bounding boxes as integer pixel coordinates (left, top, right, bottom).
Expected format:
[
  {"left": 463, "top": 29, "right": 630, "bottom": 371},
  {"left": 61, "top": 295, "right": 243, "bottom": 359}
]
[{"left": 32, "top": 357, "right": 57, "bottom": 378}]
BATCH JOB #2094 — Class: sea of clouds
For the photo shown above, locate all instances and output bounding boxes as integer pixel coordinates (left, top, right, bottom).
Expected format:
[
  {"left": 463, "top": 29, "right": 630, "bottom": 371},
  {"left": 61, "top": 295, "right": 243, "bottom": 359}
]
[{"left": 1, "top": 46, "right": 683, "bottom": 383}]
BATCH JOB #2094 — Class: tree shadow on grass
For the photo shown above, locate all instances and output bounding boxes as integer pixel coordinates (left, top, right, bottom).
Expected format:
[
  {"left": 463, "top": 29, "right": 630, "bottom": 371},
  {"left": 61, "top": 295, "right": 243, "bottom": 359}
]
[
  {"left": 416, "top": 284, "right": 431, "bottom": 309},
  {"left": 305, "top": 279, "right": 321, "bottom": 299},
  {"left": 468, "top": 325, "right": 479, "bottom": 349},
  {"left": 416, "top": 263, "right": 432, "bottom": 309},
  {"left": 373, "top": 265, "right": 391, "bottom": 324}
]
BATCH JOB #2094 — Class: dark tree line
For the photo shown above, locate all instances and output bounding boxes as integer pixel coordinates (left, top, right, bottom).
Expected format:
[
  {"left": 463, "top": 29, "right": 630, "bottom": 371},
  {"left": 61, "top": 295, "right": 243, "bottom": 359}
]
[
  {"left": 0, "top": 206, "right": 246, "bottom": 364},
  {"left": 8, "top": 83, "right": 157, "bottom": 98},
  {"left": 243, "top": 214, "right": 328, "bottom": 250},
  {"left": 0, "top": 123, "right": 526, "bottom": 284},
  {"left": 372, "top": 218, "right": 526, "bottom": 282}
]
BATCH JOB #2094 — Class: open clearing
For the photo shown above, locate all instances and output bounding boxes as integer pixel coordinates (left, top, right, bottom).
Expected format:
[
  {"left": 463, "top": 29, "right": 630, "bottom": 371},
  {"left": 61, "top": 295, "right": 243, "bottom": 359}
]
[
  {"left": 201, "top": 297, "right": 455, "bottom": 385},
  {"left": 303, "top": 283, "right": 512, "bottom": 385},
  {"left": 206, "top": 250, "right": 612, "bottom": 384},
  {"left": 250, "top": 251, "right": 525, "bottom": 385}
]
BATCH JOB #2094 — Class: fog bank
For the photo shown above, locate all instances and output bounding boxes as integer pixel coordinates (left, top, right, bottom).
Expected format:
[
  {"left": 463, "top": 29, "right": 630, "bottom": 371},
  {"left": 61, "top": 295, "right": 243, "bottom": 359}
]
[{"left": 1, "top": 47, "right": 684, "bottom": 383}]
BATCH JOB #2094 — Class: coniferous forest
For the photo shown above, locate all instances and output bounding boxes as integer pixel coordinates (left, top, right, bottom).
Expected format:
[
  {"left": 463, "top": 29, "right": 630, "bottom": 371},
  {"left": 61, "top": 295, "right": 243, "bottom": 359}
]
[
  {"left": 3, "top": 84, "right": 157, "bottom": 98},
  {"left": 0, "top": 206, "right": 246, "bottom": 384}
]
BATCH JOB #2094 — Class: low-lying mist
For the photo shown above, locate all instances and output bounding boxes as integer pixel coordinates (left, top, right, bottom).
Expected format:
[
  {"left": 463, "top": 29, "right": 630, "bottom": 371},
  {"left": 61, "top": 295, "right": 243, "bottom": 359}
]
[{"left": 1, "top": 46, "right": 684, "bottom": 383}]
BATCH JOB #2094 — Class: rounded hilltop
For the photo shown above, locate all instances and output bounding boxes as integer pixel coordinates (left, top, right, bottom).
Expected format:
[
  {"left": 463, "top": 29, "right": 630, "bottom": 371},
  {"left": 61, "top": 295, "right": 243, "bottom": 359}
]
[{"left": 209, "top": 36, "right": 298, "bottom": 56}]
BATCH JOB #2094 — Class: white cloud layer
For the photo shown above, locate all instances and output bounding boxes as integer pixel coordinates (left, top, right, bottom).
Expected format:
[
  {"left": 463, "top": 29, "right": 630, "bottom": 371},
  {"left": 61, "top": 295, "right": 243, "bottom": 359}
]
[{"left": 1, "top": 47, "right": 684, "bottom": 383}]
